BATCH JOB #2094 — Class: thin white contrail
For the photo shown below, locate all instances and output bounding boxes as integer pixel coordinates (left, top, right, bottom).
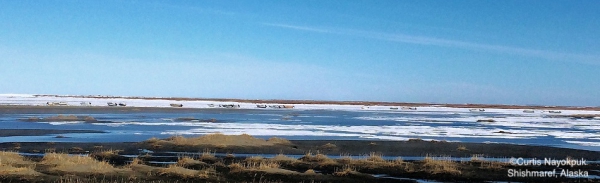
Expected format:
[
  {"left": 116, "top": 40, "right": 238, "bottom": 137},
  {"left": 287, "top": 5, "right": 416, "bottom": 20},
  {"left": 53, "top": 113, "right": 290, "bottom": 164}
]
[{"left": 263, "top": 23, "right": 599, "bottom": 65}]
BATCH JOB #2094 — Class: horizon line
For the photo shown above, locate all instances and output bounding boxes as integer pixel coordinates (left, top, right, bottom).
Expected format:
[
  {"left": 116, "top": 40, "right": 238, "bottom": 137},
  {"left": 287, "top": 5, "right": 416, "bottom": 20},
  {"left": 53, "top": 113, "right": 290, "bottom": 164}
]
[{"left": 5, "top": 93, "right": 597, "bottom": 108}]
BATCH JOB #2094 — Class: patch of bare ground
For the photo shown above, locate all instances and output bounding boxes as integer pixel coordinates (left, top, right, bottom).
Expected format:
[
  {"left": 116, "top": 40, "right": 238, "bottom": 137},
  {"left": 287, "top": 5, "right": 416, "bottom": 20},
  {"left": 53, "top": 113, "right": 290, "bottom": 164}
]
[
  {"left": 561, "top": 114, "right": 600, "bottom": 119},
  {"left": 145, "top": 133, "right": 293, "bottom": 148},
  {"left": 22, "top": 115, "right": 98, "bottom": 122}
]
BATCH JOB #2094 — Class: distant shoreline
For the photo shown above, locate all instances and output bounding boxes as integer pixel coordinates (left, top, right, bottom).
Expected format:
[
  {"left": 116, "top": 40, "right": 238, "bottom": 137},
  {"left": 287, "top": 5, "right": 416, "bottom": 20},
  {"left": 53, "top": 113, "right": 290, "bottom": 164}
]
[{"left": 28, "top": 94, "right": 600, "bottom": 111}]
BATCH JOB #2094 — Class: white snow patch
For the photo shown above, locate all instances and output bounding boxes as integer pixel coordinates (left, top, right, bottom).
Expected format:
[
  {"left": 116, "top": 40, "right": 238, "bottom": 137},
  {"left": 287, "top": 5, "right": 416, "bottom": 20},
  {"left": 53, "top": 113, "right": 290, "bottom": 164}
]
[{"left": 564, "top": 141, "right": 600, "bottom": 147}]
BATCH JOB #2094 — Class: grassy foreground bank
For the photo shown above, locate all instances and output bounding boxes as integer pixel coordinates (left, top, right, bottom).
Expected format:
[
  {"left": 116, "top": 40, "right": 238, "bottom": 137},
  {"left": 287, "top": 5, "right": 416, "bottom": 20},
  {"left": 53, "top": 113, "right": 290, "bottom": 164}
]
[{"left": 0, "top": 134, "right": 598, "bottom": 182}]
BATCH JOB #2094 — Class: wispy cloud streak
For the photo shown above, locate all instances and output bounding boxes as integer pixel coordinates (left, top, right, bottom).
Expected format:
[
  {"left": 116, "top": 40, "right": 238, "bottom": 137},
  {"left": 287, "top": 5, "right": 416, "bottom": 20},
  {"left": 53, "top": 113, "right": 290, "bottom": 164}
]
[
  {"left": 263, "top": 23, "right": 599, "bottom": 64},
  {"left": 261, "top": 23, "right": 331, "bottom": 33}
]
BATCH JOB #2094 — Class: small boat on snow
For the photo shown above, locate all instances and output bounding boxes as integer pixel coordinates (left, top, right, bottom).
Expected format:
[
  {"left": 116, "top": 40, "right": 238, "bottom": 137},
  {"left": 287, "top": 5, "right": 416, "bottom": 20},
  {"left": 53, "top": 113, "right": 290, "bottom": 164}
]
[
  {"left": 469, "top": 109, "right": 485, "bottom": 112},
  {"left": 170, "top": 103, "right": 183, "bottom": 107},
  {"left": 47, "top": 102, "right": 67, "bottom": 106},
  {"left": 256, "top": 104, "right": 268, "bottom": 108},
  {"left": 109, "top": 102, "right": 126, "bottom": 106},
  {"left": 523, "top": 110, "right": 535, "bottom": 113},
  {"left": 220, "top": 104, "right": 240, "bottom": 108}
]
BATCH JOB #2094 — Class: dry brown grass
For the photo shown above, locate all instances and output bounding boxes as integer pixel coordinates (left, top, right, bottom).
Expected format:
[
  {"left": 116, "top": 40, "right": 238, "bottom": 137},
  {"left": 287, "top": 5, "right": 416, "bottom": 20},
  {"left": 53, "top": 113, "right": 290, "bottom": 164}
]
[
  {"left": 270, "top": 154, "right": 298, "bottom": 162},
  {"left": 365, "top": 152, "right": 386, "bottom": 162},
  {"left": 0, "top": 151, "right": 40, "bottom": 176},
  {"left": 0, "top": 164, "right": 41, "bottom": 176},
  {"left": 128, "top": 158, "right": 143, "bottom": 166},
  {"left": 393, "top": 157, "right": 404, "bottom": 165},
  {"left": 321, "top": 143, "right": 337, "bottom": 149},
  {"left": 343, "top": 153, "right": 405, "bottom": 168},
  {"left": 304, "top": 169, "right": 316, "bottom": 174},
  {"left": 479, "top": 161, "right": 505, "bottom": 170},
  {"left": 301, "top": 152, "right": 337, "bottom": 166},
  {"left": 421, "top": 155, "right": 461, "bottom": 175},
  {"left": 198, "top": 150, "right": 218, "bottom": 162},
  {"left": 338, "top": 153, "right": 354, "bottom": 164},
  {"left": 228, "top": 161, "right": 281, "bottom": 173},
  {"left": 253, "top": 161, "right": 280, "bottom": 170},
  {"left": 145, "top": 137, "right": 160, "bottom": 144},
  {"left": 149, "top": 133, "right": 293, "bottom": 147},
  {"left": 228, "top": 163, "right": 244, "bottom": 172},
  {"left": 244, "top": 156, "right": 264, "bottom": 163},
  {"left": 267, "top": 137, "right": 292, "bottom": 145},
  {"left": 69, "top": 146, "right": 85, "bottom": 153},
  {"left": 333, "top": 165, "right": 357, "bottom": 176},
  {"left": 126, "top": 158, "right": 161, "bottom": 177},
  {"left": 0, "top": 151, "right": 31, "bottom": 166},
  {"left": 469, "top": 154, "right": 484, "bottom": 162},
  {"left": 457, "top": 145, "right": 468, "bottom": 151},
  {"left": 11, "top": 143, "right": 20, "bottom": 149},
  {"left": 466, "top": 155, "right": 505, "bottom": 170},
  {"left": 41, "top": 152, "right": 122, "bottom": 175},
  {"left": 45, "top": 148, "right": 56, "bottom": 153},
  {"left": 158, "top": 164, "right": 208, "bottom": 179},
  {"left": 91, "top": 149, "right": 121, "bottom": 159},
  {"left": 177, "top": 156, "right": 207, "bottom": 167}
]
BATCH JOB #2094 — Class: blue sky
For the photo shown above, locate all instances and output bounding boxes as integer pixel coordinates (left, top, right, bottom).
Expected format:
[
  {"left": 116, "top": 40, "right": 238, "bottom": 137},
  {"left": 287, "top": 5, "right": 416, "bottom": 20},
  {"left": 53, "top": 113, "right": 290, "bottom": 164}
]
[{"left": 1, "top": 0, "right": 599, "bottom": 106}]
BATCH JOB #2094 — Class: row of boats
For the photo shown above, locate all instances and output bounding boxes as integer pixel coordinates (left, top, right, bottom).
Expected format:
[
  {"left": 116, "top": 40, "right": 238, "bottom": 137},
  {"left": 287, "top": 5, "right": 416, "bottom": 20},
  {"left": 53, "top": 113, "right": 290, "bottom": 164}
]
[
  {"left": 361, "top": 106, "right": 418, "bottom": 110},
  {"left": 165, "top": 103, "right": 297, "bottom": 109},
  {"left": 46, "top": 102, "right": 93, "bottom": 106},
  {"left": 523, "top": 109, "right": 562, "bottom": 114},
  {"left": 48, "top": 102, "right": 296, "bottom": 109},
  {"left": 107, "top": 102, "right": 127, "bottom": 106},
  {"left": 47, "top": 101, "right": 127, "bottom": 107},
  {"left": 46, "top": 102, "right": 68, "bottom": 106},
  {"left": 369, "top": 107, "right": 563, "bottom": 114},
  {"left": 205, "top": 104, "right": 295, "bottom": 109},
  {"left": 389, "top": 107, "right": 418, "bottom": 110},
  {"left": 258, "top": 104, "right": 295, "bottom": 109},
  {"left": 43, "top": 102, "right": 564, "bottom": 114},
  {"left": 470, "top": 108, "right": 562, "bottom": 113}
]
